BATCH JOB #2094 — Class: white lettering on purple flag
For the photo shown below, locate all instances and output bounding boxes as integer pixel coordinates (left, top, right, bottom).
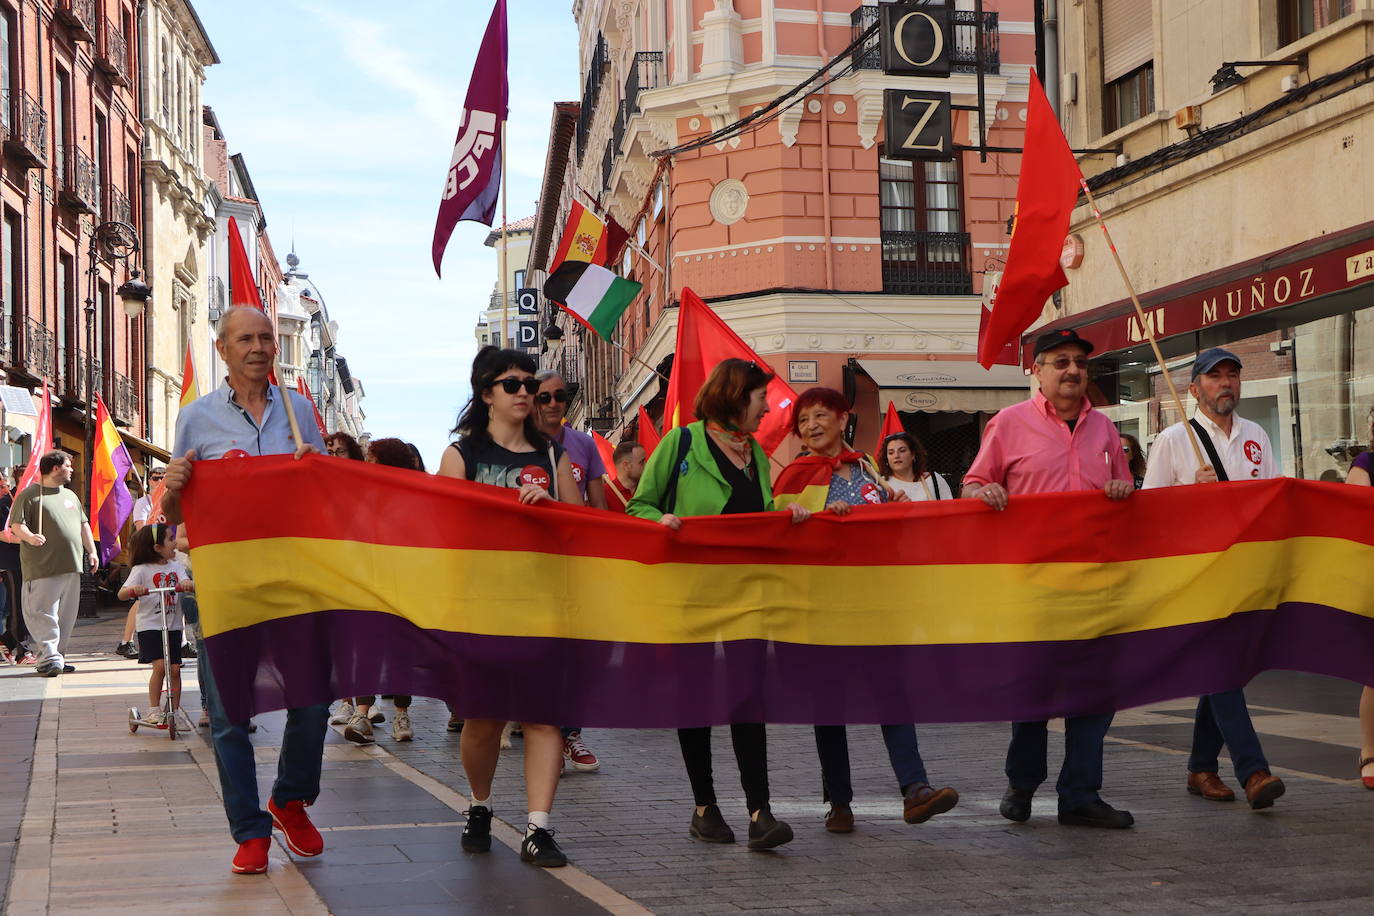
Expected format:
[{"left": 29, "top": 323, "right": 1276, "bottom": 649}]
[{"left": 444, "top": 109, "right": 499, "bottom": 199}]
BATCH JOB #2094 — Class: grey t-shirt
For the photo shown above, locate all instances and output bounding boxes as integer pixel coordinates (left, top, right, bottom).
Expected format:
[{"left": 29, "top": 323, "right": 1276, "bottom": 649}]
[{"left": 8, "top": 484, "right": 87, "bottom": 580}]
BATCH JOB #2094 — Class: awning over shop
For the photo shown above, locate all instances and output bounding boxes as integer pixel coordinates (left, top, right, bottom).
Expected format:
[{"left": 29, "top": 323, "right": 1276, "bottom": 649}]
[
  {"left": 120, "top": 430, "right": 172, "bottom": 463},
  {"left": 856, "top": 359, "right": 1028, "bottom": 413}
]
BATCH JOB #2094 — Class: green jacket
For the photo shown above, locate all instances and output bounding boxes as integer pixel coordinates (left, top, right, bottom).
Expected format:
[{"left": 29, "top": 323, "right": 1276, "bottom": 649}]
[{"left": 627, "top": 421, "right": 775, "bottom": 520}]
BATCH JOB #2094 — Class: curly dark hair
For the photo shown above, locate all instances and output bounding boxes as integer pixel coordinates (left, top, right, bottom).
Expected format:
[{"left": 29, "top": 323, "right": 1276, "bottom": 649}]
[
  {"left": 878, "top": 432, "right": 929, "bottom": 480},
  {"left": 452, "top": 346, "right": 548, "bottom": 448},
  {"left": 324, "top": 432, "right": 365, "bottom": 461},
  {"left": 368, "top": 437, "right": 421, "bottom": 469}
]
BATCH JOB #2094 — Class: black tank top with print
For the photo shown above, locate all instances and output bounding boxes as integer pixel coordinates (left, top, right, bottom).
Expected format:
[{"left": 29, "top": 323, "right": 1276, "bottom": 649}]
[{"left": 453, "top": 437, "right": 565, "bottom": 497}]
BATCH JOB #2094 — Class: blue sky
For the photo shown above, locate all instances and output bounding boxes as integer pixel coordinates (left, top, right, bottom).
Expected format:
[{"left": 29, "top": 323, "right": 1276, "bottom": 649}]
[{"left": 197, "top": 0, "right": 579, "bottom": 466}]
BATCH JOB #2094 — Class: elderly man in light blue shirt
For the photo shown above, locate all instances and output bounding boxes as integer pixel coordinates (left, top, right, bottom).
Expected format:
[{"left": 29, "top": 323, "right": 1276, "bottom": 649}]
[{"left": 163, "top": 305, "right": 327, "bottom": 875}]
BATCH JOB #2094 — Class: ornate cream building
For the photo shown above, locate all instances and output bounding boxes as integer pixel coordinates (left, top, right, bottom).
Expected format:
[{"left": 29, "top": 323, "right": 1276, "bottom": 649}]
[{"left": 138, "top": 0, "right": 218, "bottom": 454}]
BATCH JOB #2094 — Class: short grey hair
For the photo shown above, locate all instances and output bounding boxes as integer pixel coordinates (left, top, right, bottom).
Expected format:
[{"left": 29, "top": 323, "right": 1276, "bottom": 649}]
[
  {"left": 535, "top": 369, "right": 565, "bottom": 384},
  {"left": 217, "top": 305, "right": 273, "bottom": 342}
]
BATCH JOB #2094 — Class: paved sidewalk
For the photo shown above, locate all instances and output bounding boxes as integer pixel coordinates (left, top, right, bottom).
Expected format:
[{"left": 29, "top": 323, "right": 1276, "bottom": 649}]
[{"left": 3, "top": 611, "right": 1373, "bottom": 914}]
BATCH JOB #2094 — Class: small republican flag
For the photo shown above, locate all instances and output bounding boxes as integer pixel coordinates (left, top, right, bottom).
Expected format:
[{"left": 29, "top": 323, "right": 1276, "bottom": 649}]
[
  {"left": 91, "top": 394, "right": 134, "bottom": 565},
  {"left": 179, "top": 340, "right": 199, "bottom": 409}
]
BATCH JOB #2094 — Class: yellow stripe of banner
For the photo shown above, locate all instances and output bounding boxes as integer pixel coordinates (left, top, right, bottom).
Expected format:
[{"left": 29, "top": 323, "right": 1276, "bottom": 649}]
[{"left": 193, "top": 536, "right": 1374, "bottom": 646}]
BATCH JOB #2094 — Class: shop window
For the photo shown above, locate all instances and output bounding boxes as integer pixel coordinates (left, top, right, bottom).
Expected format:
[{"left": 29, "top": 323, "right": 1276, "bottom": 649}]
[{"left": 1277, "top": 0, "right": 1353, "bottom": 47}]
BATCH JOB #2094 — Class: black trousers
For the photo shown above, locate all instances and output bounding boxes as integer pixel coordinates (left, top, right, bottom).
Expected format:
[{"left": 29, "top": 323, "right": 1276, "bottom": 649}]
[
  {"left": 0, "top": 568, "right": 26, "bottom": 653},
  {"left": 677, "top": 724, "right": 770, "bottom": 815}
]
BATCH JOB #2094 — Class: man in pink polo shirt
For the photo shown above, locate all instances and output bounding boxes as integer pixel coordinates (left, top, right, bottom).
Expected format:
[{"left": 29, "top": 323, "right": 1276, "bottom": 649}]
[{"left": 962, "top": 328, "right": 1136, "bottom": 829}]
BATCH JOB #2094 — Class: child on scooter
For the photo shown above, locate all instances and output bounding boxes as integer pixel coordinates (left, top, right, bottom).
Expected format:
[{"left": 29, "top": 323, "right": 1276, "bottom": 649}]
[{"left": 118, "top": 524, "right": 193, "bottom": 728}]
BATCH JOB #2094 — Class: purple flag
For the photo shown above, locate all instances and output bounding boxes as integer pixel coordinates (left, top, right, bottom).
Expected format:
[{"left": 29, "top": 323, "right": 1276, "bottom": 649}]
[{"left": 432, "top": 0, "right": 508, "bottom": 276}]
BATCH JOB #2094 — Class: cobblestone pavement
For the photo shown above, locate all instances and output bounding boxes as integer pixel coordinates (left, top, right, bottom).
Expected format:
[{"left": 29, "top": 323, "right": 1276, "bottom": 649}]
[{"left": 3, "top": 612, "right": 1373, "bottom": 914}]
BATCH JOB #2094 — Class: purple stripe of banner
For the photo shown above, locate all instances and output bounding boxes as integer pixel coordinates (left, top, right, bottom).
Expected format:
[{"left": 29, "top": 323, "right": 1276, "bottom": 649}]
[{"left": 204, "top": 603, "right": 1374, "bottom": 727}]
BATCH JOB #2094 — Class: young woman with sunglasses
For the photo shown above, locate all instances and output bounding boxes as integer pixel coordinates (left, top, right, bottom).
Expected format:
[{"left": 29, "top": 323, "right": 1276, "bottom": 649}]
[{"left": 437, "top": 346, "right": 580, "bottom": 868}]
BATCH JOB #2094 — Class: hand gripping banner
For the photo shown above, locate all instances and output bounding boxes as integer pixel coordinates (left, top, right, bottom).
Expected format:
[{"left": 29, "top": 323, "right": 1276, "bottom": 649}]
[{"left": 185, "top": 456, "right": 1374, "bottom": 725}]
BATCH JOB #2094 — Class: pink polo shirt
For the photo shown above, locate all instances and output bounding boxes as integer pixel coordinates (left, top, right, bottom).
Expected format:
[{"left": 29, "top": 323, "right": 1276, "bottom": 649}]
[{"left": 964, "top": 392, "right": 1131, "bottom": 496}]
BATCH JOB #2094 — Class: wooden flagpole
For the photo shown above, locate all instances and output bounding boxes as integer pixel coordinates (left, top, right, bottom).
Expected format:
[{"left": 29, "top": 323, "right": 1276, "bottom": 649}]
[
  {"left": 499, "top": 121, "right": 510, "bottom": 347},
  {"left": 1077, "top": 179, "right": 1208, "bottom": 471}
]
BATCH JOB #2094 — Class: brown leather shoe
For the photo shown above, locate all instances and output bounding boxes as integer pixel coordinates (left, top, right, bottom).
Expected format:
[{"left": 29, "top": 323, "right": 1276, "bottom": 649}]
[
  {"left": 1186, "top": 771, "right": 1235, "bottom": 801},
  {"left": 903, "top": 785, "right": 959, "bottom": 824},
  {"left": 1244, "top": 770, "right": 1285, "bottom": 809},
  {"left": 824, "top": 803, "right": 854, "bottom": 833}
]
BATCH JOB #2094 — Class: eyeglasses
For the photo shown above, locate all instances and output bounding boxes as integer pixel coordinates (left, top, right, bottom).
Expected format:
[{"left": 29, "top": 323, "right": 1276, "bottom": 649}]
[
  {"left": 535, "top": 389, "right": 568, "bottom": 405},
  {"left": 490, "top": 376, "right": 539, "bottom": 395},
  {"left": 1041, "top": 355, "right": 1090, "bottom": 370}
]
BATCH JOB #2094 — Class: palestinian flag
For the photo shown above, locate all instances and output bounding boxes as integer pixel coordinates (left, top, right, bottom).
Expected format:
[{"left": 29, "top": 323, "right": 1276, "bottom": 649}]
[{"left": 543, "top": 260, "right": 642, "bottom": 342}]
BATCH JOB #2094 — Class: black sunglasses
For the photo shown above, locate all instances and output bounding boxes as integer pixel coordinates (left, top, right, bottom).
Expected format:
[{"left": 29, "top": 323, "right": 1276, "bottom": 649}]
[
  {"left": 490, "top": 376, "right": 539, "bottom": 395},
  {"left": 535, "top": 390, "right": 568, "bottom": 405}
]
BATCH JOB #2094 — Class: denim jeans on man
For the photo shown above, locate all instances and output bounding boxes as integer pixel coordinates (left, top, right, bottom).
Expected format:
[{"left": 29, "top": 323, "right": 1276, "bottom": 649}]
[
  {"left": 1005, "top": 713, "right": 1114, "bottom": 808},
  {"left": 199, "top": 649, "right": 329, "bottom": 842},
  {"left": 1188, "top": 689, "right": 1268, "bottom": 784}
]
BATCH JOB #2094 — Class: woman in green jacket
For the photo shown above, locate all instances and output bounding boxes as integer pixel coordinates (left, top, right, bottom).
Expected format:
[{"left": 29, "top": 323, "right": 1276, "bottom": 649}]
[{"left": 628, "top": 358, "right": 808, "bottom": 849}]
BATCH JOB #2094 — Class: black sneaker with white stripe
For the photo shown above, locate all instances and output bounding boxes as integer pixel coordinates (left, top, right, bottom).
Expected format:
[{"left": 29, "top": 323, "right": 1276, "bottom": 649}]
[
  {"left": 461, "top": 805, "right": 492, "bottom": 853},
  {"left": 520, "top": 826, "right": 567, "bottom": 868}
]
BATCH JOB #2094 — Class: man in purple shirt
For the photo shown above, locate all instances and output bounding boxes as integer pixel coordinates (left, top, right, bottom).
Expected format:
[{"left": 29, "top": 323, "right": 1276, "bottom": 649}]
[
  {"left": 962, "top": 328, "right": 1136, "bottom": 829},
  {"left": 533, "top": 369, "right": 604, "bottom": 773}
]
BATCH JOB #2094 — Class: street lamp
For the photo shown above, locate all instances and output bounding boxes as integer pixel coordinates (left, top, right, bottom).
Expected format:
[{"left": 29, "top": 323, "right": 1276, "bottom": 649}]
[{"left": 82, "top": 219, "right": 147, "bottom": 498}]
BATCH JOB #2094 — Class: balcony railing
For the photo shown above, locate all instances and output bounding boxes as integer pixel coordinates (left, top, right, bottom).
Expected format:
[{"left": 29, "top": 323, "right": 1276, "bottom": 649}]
[
  {"left": 112, "top": 371, "right": 139, "bottom": 423},
  {"left": 880, "top": 230, "right": 973, "bottom": 296},
  {"left": 851, "top": 7, "right": 999, "bottom": 74},
  {"left": 576, "top": 33, "right": 609, "bottom": 161},
  {"left": 97, "top": 20, "right": 131, "bottom": 86},
  {"left": 108, "top": 184, "right": 132, "bottom": 226},
  {"left": 68, "top": 352, "right": 103, "bottom": 403},
  {"left": 601, "top": 140, "right": 614, "bottom": 193},
  {"left": 209, "top": 276, "right": 227, "bottom": 320},
  {"left": 55, "top": 0, "right": 97, "bottom": 42},
  {"left": 622, "top": 51, "right": 663, "bottom": 121},
  {"left": 60, "top": 145, "right": 100, "bottom": 214},
  {"left": 22, "top": 318, "right": 55, "bottom": 381},
  {"left": 3, "top": 90, "right": 48, "bottom": 168}
]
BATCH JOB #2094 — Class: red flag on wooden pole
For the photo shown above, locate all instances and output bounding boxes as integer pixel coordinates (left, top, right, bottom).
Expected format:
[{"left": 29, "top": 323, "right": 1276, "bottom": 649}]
[
  {"left": 662, "top": 288, "right": 797, "bottom": 454},
  {"left": 978, "top": 71, "right": 1082, "bottom": 368}
]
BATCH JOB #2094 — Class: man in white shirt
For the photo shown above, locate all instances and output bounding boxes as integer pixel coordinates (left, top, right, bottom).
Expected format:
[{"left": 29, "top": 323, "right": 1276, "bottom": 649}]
[
  {"left": 130, "top": 467, "right": 165, "bottom": 530},
  {"left": 1142, "top": 347, "right": 1286, "bottom": 810}
]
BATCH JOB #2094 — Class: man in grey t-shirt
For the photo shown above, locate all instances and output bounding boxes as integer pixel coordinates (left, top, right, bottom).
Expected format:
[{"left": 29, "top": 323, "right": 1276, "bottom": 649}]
[{"left": 7, "top": 451, "right": 97, "bottom": 676}]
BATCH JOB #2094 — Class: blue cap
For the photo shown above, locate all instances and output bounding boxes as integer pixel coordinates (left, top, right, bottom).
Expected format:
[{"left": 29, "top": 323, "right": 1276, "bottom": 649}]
[{"left": 1191, "top": 347, "right": 1243, "bottom": 380}]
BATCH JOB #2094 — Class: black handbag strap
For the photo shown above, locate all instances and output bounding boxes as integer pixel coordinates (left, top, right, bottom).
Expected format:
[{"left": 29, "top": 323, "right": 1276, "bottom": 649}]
[
  {"left": 660, "top": 426, "right": 693, "bottom": 514},
  {"left": 1188, "top": 419, "right": 1229, "bottom": 482}
]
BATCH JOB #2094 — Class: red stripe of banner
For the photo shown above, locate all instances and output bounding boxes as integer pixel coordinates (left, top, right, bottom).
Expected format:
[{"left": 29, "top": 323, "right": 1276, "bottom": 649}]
[{"left": 182, "top": 455, "right": 1374, "bottom": 567}]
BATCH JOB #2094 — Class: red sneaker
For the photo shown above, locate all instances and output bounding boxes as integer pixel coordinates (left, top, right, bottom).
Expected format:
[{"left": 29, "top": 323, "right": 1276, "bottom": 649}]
[
  {"left": 562, "top": 734, "right": 601, "bottom": 772},
  {"left": 268, "top": 798, "right": 323, "bottom": 857},
  {"left": 231, "top": 836, "right": 270, "bottom": 874}
]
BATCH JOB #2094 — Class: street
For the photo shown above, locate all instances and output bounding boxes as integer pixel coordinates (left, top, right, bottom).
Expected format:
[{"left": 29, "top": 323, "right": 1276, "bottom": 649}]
[{"left": 1, "top": 612, "right": 1371, "bottom": 914}]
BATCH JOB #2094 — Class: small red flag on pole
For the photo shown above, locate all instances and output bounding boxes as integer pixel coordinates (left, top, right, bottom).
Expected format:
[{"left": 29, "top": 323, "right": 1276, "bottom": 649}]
[
  {"left": 636, "top": 406, "right": 661, "bottom": 456},
  {"left": 978, "top": 71, "right": 1082, "bottom": 368},
  {"left": 875, "top": 401, "right": 903, "bottom": 456}
]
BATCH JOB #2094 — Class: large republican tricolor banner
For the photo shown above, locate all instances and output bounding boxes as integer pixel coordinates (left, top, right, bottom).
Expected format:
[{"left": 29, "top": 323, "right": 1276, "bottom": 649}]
[{"left": 185, "top": 457, "right": 1374, "bottom": 726}]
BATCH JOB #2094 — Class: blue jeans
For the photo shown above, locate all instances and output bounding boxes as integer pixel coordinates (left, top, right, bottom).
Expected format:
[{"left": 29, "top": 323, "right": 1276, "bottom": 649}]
[
  {"left": 1188, "top": 689, "right": 1268, "bottom": 785},
  {"left": 814, "top": 724, "right": 929, "bottom": 805},
  {"left": 199, "top": 647, "right": 330, "bottom": 842},
  {"left": 180, "top": 594, "right": 206, "bottom": 711},
  {"left": 1006, "top": 714, "right": 1114, "bottom": 809}
]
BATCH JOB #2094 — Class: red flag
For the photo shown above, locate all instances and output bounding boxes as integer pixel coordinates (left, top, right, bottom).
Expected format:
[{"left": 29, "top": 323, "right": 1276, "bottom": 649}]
[
  {"left": 636, "top": 406, "right": 661, "bottom": 456},
  {"left": 227, "top": 216, "right": 264, "bottom": 310},
  {"left": 662, "top": 288, "right": 797, "bottom": 454},
  {"left": 145, "top": 476, "right": 168, "bottom": 526},
  {"left": 432, "top": 0, "right": 508, "bottom": 275},
  {"left": 296, "top": 377, "right": 328, "bottom": 438},
  {"left": 978, "top": 71, "right": 1082, "bottom": 369},
  {"left": 875, "top": 401, "right": 903, "bottom": 455},
  {"left": 3, "top": 384, "right": 50, "bottom": 543},
  {"left": 590, "top": 430, "right": 616, "bottom": 478},
  {"left": 978, "top": 302, "right": 1019, "bottom": 366}
]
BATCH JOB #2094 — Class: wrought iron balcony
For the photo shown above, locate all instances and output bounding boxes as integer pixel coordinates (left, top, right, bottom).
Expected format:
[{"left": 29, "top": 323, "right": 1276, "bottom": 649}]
[
  {"left": 851, "top": 7, "right": 999, "bottom": 74},
  {"left": 97, "top": 20, "right": 131, "bottom": 87},
  {"left": 112, "top": 371, "right": 139, "bottom": 423},
  {"left": 880, "top": 230, "right": 973, "bottom": 296},
  {"left": 576, "top": 33, "right": 610, "bottom": 162},
  {"left": 60, "top": 146, "right": 100, "bottom": 214},
  {"left": 108, "top": 184, "right": 132, "bottom": 226},
  {"left": 601, "top": 140, "right": 614, "bottom": 193},
  {"left": 3, "top": 90, "right": 48, "bottom": 168},
  {"left": 55, "top": 0, "right": 97, "bottom": 42},
  {"left": 622, "top": 51, "right": 664, "bottom": 122},
  {"left": 22, "top": 318, "right": 55, "bottom": 381},
  {"left": 67, "top": 352, "right": 103, "bottom": 403}
]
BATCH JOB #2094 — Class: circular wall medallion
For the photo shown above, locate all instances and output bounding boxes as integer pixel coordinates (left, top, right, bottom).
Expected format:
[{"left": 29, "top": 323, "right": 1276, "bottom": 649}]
[
  {"left": 807, "top": 99, "right": 821, "bottom": 114},
  {"left": 709, "top": 178, "right": 750, "bottom": 225},
  {"left": 833, "top": 100, "right": 847, "bottom": 115},
  {"left": 688, "top": 117, "right": 701, "bottom": 130}
]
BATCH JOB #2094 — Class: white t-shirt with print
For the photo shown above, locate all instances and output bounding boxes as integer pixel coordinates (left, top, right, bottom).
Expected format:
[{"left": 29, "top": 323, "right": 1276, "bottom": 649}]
[{"left": 125, "top": 559, "right": 190, "bottom": 632}]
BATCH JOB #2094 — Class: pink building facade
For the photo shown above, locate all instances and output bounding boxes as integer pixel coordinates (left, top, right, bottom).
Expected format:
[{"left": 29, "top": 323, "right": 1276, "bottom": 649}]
[{"left": 533, "top": 1, "right": 1038, "bottom": 480}]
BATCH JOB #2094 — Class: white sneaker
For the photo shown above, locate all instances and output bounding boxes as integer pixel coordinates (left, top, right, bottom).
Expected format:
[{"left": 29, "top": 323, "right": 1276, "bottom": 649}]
[
  {"left": 391, "top": 710, "right": 413, "bottom": 742},
  {"left": 343, "top": 713, "right": 374, "bottom": 744},
  {"left": 139, "top": 710, "right": 167, "bottom": 728},
  {"left": 329, "top": 701, "right": 355, "bottom": 725}
]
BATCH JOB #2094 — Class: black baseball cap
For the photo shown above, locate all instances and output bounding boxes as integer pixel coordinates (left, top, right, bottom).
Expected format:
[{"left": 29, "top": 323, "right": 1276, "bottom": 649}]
[
  {"left": 1191, "top": 347, "right": 1243, "bottom": 380},
  {"left": 1033, "top": 328, "right": 1094, "bottom": 357}
]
